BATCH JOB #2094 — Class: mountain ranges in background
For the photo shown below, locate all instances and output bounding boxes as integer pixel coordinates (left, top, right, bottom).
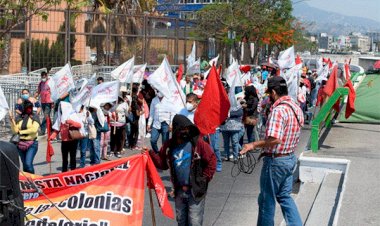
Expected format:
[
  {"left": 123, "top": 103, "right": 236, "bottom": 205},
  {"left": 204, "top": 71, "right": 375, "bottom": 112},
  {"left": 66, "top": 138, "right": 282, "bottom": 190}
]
[{"left": 292, "top": 2, "right": 380, "bottom": 35}]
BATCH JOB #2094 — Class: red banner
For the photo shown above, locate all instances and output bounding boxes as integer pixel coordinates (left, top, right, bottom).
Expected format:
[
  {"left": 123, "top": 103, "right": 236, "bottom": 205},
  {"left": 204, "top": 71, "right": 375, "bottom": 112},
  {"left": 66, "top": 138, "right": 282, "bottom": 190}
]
[{"left": 20, "top": 154, "right": 174, "bottom": 226}]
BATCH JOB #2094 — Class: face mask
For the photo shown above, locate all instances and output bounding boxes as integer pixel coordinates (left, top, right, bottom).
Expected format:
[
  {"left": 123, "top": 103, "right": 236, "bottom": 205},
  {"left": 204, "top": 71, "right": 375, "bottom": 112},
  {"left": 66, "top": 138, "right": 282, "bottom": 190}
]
[
  {"left": 141, "top": 85, "right": 145, "bottom": 89},
  {"left": 41, "top": 78, "right": 47, "bottom": 82},
  {"left": 21, "top": 94, "right": 29, "bottom": 100},
  {"left": 157, "top": 92, "right": 163, "bottom": 98},
  {"left": 186, "top": 102, "right": 194, "bottom": 111}
]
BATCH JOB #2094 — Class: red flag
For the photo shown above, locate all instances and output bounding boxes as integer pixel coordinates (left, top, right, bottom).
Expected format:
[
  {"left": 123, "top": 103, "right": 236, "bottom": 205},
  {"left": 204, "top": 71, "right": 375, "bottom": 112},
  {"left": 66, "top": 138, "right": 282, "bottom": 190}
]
[
  {"left": 323, "top": 65, "right": 340, "bottom": 112},
  {"left": 344, "top": 79, "right": 356, "bottom": 118},
  {"left": 295, "top": 55, "right": 302, "bottom": 65},
  {"left": 145, "top": 154, "right": 175, "bottom": 219},
  {"left": 194, "top": 65, "right": 230, "bottom": 135},
  {"left": 323, "top": 65, "right": 338, "bottom": 96},
  {"left": 177, "top": 64, "right": 183, "bottom": 83},
  {"left": 46, "top": 117, "right": 54, "bottom": 163}
]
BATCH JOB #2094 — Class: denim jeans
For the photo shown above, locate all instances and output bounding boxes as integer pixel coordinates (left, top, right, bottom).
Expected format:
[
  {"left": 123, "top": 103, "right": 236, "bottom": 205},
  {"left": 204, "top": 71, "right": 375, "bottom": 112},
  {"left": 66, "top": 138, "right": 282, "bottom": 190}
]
[
  {"left": 246, "top": 125, "right": 256, "bottom": 143},
  {"left": 150, "top": 122, "right": 169, "bottom": 153},
  {"left": 221, "top": 130, "right": 242, "bottom": 160},
  {"left": 79, "top": 138, "right": 90, "bottom": 168},
  {"left": 209, "top": 129, "right": 222, "bottom": 169},
  {"left": 257, "top": 154, "right": 302, "bottom": 226},
  {"left": 18, "top": 141, "right": 38, "bottom": 174},
  {"left": 175, "top": 189, "right": 206, "bottom": 226},
  {"left": 90, "top": 133, "right": 101, "bottom": 165},
  {"left": 40, "top": 103, "right": 52, "bottom": 134}
]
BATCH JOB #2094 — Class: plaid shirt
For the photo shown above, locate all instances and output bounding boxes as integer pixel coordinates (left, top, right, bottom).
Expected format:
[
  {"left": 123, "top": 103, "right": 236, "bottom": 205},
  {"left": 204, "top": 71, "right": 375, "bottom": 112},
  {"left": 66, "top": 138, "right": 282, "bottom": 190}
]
[{"left": 264, "top": 96, "right": 304, "bottom": 154}]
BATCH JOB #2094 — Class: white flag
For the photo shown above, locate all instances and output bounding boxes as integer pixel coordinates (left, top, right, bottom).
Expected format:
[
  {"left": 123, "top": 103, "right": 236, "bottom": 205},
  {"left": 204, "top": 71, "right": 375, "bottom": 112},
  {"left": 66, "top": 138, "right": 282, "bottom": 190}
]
[
  {"left": 148, "top": 57, "right": 186, "bottom": 113},
  {"left": 132, "top": 64, "right": 147, "bottom": 84},
  {"left": 209, "top": 54, "right": 219, "bottom": 67},
  {"left": 111, "top": 57, "right": 135, "bottom": 83},
  {"left": 316, "top": 64, "right": 330, "bottom": 82},
  {"left": 278, "top": 46, "right": 295, "bottom": 69},
  {"left": 0, "top": 86, "right": 9, "bottom": 121},
  {"left": 48, "top": 63, "right": 75, "bottom": 102},
  {"left": 90, "top": 80, "right": 120, "bottom": 106},
  {"left": 229, "top": 69, "right": 244, "bottom": 111},
  {"left": 187, "top": 58, "right": 201, "bottom": 75},
  {"left": 187, "top": 42, "right": 196, "bottom": 65},
  {"left": 281, "top": 62, "right": 302, "bottom": 102},
  {"left": 225, "top": 60, "right": 241, "bottom": 87},
  {"left": 71, "top": 82, "right": 93, "bottom": 112}
]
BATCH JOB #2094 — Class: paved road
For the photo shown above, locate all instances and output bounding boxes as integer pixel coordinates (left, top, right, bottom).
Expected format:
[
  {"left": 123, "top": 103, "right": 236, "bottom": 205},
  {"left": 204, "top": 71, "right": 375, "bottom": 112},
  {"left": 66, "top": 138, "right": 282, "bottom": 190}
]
[{"left": 24, "top": 125, "right": 310, "bottom": 226}]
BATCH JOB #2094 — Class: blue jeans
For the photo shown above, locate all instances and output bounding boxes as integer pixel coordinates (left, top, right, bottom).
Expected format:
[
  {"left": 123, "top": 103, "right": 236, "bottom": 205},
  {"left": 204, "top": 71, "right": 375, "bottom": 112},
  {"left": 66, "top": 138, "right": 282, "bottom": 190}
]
[
  {"left": 150, "top": 122, "right": 169, "bottom": 153},
  {"left": 18, "top": 141, "right": 38, "bottom": 174},
  {"left": 257, "top": 154, "right": 302, "bottom": 226},
  {"left": 79, "top": 138, "right": 90, "bottom": 168},
  {"left": 209, "top": 129, "right": 222, "bottom": 169},
  {"left": 221, "top": 130, "right": 242, "bottom": 160},
  {"left": 90, "top": 133, "right": 101, "bottom": 165},
  {"left": 40, "top": 103, "right": 52, "bottom": 134},
  {"left": 175, "top": 189, "right": 205, "bottom": 226},
  {"left": 246, "top": 125, "right": 256, "bottom": 143}
]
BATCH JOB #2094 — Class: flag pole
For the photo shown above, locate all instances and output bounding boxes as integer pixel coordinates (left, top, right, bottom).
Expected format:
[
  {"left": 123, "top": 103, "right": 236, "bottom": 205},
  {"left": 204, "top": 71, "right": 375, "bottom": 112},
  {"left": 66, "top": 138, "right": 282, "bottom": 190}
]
[{"left": 149, "top": 188, "right": 157, "bottom": 226}]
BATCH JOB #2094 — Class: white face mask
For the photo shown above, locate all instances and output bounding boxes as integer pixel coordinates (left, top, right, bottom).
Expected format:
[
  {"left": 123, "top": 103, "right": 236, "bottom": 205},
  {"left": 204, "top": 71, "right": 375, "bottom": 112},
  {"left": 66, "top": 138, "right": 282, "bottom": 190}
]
[
  {"left": 186, "top": 102, "right": 194, "bottom": 111},
  {"left": 41, "top": 78, "right": 47, "bottom": 82},
  {"left": 156, "top": 92, "right": 163, "bottom": 98}
]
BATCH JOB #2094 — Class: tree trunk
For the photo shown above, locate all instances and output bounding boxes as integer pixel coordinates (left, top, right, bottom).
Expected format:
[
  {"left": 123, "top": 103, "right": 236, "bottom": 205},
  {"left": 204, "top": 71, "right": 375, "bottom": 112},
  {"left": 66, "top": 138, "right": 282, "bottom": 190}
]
[{"left": 0, "top": 34, "right": 11, "bottom": 74}]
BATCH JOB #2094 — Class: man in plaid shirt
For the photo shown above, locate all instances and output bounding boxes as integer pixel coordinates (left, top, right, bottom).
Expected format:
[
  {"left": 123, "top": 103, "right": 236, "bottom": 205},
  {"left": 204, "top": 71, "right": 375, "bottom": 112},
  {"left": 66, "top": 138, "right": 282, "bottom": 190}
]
[{"left": 241, "top": 76, "right": 304, "bottom": 226}]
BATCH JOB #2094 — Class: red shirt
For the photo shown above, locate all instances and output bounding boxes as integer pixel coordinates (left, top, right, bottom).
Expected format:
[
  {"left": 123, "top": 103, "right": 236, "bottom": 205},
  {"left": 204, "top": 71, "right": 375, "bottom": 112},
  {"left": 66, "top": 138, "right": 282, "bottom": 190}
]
[
  {"left": 264, "top": 96, "right": 304, "bottom": 154},
  {"left": 38, "top": 80, "right": 53, "bottom": 104}
]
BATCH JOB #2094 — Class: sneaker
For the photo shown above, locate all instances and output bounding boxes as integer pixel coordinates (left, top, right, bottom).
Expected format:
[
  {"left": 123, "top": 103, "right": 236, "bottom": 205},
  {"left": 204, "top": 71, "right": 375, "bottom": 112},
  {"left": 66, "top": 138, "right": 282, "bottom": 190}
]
[
  {"left": 216, "top": 164, "right": 222, "bottom": 172},
  {"left": 115, "top": 153, "right": 122, "bottom": 158},
  {"left": 145, "top": 133, "right": 151, "bottom": 138},
  {"left": 222, "top": 156, "right": 230, "bottom": 161}
]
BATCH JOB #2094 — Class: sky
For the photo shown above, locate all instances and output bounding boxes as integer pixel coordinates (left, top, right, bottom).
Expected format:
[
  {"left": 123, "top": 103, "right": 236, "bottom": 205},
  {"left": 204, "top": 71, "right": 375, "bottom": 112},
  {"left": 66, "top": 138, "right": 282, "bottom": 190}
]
[{"left": 304, "top": 0, "right": 380, "bottom": 23}]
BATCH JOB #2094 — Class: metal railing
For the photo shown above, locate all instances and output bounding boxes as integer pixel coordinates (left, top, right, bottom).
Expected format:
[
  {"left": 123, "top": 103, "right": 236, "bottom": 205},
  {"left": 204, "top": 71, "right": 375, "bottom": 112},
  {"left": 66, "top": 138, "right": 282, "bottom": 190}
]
[{"left": 310, "top": 87, "right": 349, "bottom": 152}]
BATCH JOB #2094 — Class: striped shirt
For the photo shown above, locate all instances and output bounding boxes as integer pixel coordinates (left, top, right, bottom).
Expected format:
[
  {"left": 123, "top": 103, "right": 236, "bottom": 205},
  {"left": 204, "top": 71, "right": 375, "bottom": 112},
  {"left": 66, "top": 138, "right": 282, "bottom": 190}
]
[{"left": 264, "top": 96, "right": 304, "bottom": 154}]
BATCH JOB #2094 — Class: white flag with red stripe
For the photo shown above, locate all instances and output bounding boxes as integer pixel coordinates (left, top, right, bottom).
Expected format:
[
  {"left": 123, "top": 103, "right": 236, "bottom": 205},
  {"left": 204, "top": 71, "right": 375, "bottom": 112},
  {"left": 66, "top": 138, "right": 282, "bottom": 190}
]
[
  {"left": 278, "top": 46, "right": 295, "bottom": 69},
  {"left": 111, "top": 57, "right": 135, "bottom": 83},
  {"left": 132, "top": 63, "right": 147, "bottom": 84},
  {"left": 48, "top": 63, "right": 75, "bottom": 101}
]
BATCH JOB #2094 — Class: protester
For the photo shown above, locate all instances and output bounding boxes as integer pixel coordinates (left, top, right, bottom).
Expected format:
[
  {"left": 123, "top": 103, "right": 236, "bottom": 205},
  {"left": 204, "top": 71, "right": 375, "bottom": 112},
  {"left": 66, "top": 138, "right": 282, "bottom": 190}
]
[
  {"left": 96, "top": 77, "right": 104, "bottom": 85},
  {"left": 78, "top": 105, "right": 95, "bottom": 168},
  {"left": 220, "top": 98, "right": 244, "bottom": 163},
  {"left": 179, "top": 93, "right": 199, "bottom": 123},
  {"left": 128, "top": 84, "right": 143, "bottom": 150},
  {"left": 89, "top": 106, "right": 107, "bottom": 164},
  {"left": 50, "top": 102, "right": 83, "bottom": 172},
  {"left": 110, "top": 97, "right": 128, "bottom": 158},
  {"left": 10, "top": 100, "right": 40, "bottom": 174},
  {"left": 200, "top": 56, "right": 209, "bottom": 72},
  {"left": 15, "top": 89, "right": 41, "bottom": 116},
  {"left": 146, "top": 114, "right": 216, "bottom": 226},
  {"left": 180, "top": 75, "right": 195, "bottom": 95},
  {"left": 241, "top": 85, "right": 259, "bottom": 143},
  {"left": 240, "top": 76, "right": 304, "bottom": 226},
  {"left": 261, "top": 66, "right": 269, "bottom": 82},
  {"left": 148, "top": 91, "right": 173, "bottom": 153},
  {"left": 34, "top": 71, "right": 53, "bottom": 135},
  {"left": 100, "top": 103, "right": 112, "bottom": 160}
]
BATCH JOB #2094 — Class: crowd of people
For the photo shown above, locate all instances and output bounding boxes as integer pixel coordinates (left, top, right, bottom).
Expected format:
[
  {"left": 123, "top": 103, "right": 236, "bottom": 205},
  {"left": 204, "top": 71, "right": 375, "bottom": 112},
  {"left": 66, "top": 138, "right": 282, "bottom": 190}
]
[{"left": 9, "top": 59, "right": 328, "bottom": 226}]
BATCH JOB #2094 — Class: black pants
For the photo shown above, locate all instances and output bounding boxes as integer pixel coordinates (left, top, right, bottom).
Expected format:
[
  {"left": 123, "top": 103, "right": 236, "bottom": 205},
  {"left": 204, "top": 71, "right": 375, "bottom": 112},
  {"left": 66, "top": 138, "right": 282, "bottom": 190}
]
[
  {"left": 110, "top": 126, "right": 126, "bottom": 154},
  {"left": 128, "top": 120, "right": 139, "bottom": 148},
  {"left": 61, "top": 140, "right": 78, "bottom": 172}
]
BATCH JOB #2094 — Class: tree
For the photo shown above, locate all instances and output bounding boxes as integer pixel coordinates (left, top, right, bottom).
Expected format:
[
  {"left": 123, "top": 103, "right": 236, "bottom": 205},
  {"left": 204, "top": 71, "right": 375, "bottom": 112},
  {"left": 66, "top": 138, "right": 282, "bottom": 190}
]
[{"left": 195, "top": 0, "right": 301, "bottom": 64}]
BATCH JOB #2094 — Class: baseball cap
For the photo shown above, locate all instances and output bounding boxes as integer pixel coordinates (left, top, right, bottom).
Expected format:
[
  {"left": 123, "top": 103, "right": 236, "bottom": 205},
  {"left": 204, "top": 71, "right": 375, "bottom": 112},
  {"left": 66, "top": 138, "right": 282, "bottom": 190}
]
[{"left": 266, "top": 76, "right": 287, "bottom": 93}]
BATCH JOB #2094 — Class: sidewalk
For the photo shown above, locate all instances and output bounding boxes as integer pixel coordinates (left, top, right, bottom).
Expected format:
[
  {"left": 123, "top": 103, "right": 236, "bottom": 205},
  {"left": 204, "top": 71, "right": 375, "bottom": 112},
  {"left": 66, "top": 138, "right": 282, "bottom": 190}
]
[{"left": 303, "top": 122, "right": 380, "bottom": 226}]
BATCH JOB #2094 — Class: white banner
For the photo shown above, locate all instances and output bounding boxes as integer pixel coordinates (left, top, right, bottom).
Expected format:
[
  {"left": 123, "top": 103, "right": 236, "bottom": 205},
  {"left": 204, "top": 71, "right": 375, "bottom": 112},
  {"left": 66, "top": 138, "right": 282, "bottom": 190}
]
[
  {"left": 48, "top": 63, "right": 75, "bottom": 102},
  {"left": 148, "top": 57, "right": 186, "bottom": 113},
  {"left": 225, "top": 60, "right": 241, "bottom": 87},
  {"left": 278, "top": 46, "right": 295, "bottom": 69},
  {"left": 111, "top": 57, "right": 135, "bottom": 83},
  {"left": 90, "top": 80, "right": 120, "bottom": 106},
  {"left": 71, "top": 82, "right": 93, "bottom": 112},
  {"left": 187, "top": 58, "right": 201, "bottom": 75},
  {"left": 0, "top": 86, "right": 9, "bottom": 121},
  {"left": 132, "top": 64, "right": 147, "bottom": 84}
]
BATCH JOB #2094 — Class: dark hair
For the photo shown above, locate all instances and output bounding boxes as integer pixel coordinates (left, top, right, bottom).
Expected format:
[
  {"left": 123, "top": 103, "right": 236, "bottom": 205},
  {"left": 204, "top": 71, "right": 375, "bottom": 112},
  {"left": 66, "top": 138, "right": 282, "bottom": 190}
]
[
  {"left": 271, "top": 85, "right": 288, "bottom": 97},
  {"left": 186, "top": 93, "right": 199, "bottom": 102},
  {"left": 97, "top": 77, "right": 104, "bottom": 81},
  {"left": 22, "top": 89, "right": 29, "bottom": 94},
  {"left": 41, "top": 71, "right": 47, "bottom": 76}
]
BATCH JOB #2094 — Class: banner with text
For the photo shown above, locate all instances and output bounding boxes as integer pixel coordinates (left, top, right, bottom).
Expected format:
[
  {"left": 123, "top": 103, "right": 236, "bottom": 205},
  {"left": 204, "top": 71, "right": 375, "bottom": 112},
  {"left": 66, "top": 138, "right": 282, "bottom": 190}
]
[{"left": 20, "top": 154, "right": 174, "bottom": 226}]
